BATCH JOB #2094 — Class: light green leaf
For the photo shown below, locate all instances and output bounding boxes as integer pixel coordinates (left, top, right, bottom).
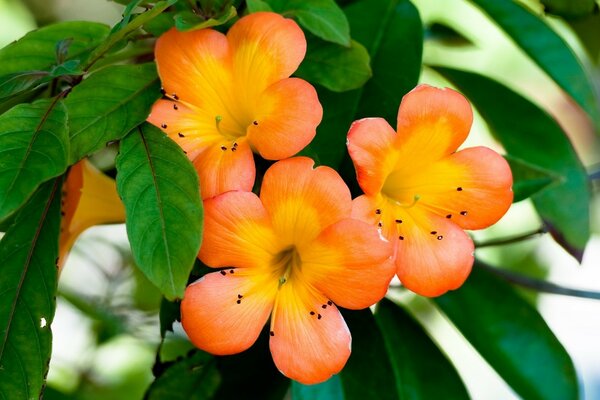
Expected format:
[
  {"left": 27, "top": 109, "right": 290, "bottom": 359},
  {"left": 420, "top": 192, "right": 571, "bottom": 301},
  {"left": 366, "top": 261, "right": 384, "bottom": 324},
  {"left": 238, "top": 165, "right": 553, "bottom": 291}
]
[
  {"left": 469, "top": 0, "right": 600, "bottom": 128},
  {"left": 66, "top": 63, "right": 161, "bottom": 162},
  {"left": 0, "top": 98, "right": 68, "bottom": 222},
  {"left": 434, "top": 263, "right": 579, "bottom": 400},
  {"left": 296, "top": 38, "right": 371, "bottom": 92},
  {"left": 505, "top": 155, "right": 560, "bottom": 202},
  {"left": 116, "top": 123, "right": 203, "bottom": 300},
  {"left": 0, "top": 179, "right": 62, "bottom": 400},
  {"left": 174, "top": 6, "right": 237, "bottom": 31},
  {"left": 246, "top": 0, "right": 273, "bottom": 12}
]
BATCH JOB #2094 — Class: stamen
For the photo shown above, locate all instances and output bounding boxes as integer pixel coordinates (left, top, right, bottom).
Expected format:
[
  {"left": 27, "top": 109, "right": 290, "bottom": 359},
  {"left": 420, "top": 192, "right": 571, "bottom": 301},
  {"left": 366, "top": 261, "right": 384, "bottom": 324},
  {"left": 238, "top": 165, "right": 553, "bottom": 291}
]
[
  {"left": 446, "top": 214, "right": 452, "bottom": 219},
  {"left": 395, "top": 219, "right": 402, "bottom": 224},
  {"left": 253, "top": 120, "right": 258, "bottom": 126},
  {"left": 327, "top": 301, "right": 333, "bottom": 306},
  {"left": 229, "top": 269, "right": 234, "bottom": 274},
  {"left": 237, "top": 294, "right": 243, "bottom": 299},
  {"left": 231, "top": 147, "right": 237, "bottom": 152},
  {"left": 430, "top": 231, "right": 437, "bottom": 235},
  {"left": 178, "top": 132, "right": 185, "bottom": 138},
  {"left": 221, "top": 145, "right": 227, "bottom": 151},
  {"left": 233, "top": 142, "right": 238, "bottom": 148},
  {"left": 399, "top": 236, "right": 405, "bottom": 240},
  {"left": 270, "top": 331, "right": 275, "bottom": 336},
  {"left": 161, "top": 123, "right": 167, "bottom": 129},
  {"left": 437, "top": 235, "right": 444, "bottom": 240},
  {"left": 215, "top": 115, "right": 224, "bottom": 134},
  {"left": 375, "top": 209, "right": 382, "bottom": 215},
  {"left": 173, "top": 104, "right": 178, "bottom": 110},
  {"left": 322, "top": 304, "right": 327, "bottom": 309},
  {"left": 460, "top": 211, "right": 468, "bottom": 216},
  {"left": 172, "top": 93, "right": 179, "bottom": 100},
  {"left": 377, "top": 222, "right": 383, "bottom": 227},
  {"left": 317, "top": 314, "right": 322, "bottom": 320},
  {"left": 310, "top": 311, "right": 315, "bottom": 315},
  {"left": 397, "top": 194, "right": 421, "bottom": 209},
  {"left": 457, "top": 187, "right": 463, "bottom": 191},
  {"left": 220, "top": 270, "right": 226, "bottom": 276},
  {"left": 279, "top": 277, "right": 287, "bottom": 286},
  {"left": 236, "top": 299, "right": 241, "bottom": 304}
]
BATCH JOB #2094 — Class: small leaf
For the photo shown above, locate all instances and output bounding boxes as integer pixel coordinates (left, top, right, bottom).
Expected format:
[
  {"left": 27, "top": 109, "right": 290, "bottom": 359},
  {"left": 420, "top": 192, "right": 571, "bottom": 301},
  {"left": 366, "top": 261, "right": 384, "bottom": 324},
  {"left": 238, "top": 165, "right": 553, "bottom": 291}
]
[
  {"left": 436, "top": 67, "right": 591, "bottom": 261},
  {"left": 116, "top": 123, "right": 203, "bottom": 300},
  {"left": 246, "top": 0, "right": 273, "bottom": 12},
  {"left": 66, "top": 63, "right": 161, "bottom": 162},
  {"left": 505, "top": 155, "right": 560, "bottom": 202},
  {"left": 296, "top": 38, "right": 371, "bottom": 92},
  {"left": 469, "top": 0, "right": 600, "bottom": 128},
  {"left": 375, "top": 299, "right": 470, "bottom": 400},
  {"left": 0, "top": 179, "right": 62, "bottom": 400},
  {"left": 434, "top": 263, "right": 579, "bottom": 400},
  {"left": 0, "top": 98, "right": 69, "bottom": 222},
  {"left": 425, "top": 22, "right": 473, "bottom": 47},
  {"left": 174, "top": 6, "right": 237, "bottom": 31},
  {"left": 0, "top": 71, "right": 51, "bottom": 101},
  {"left": 541, "top": 0, "right": 597, "bottom": 18},
  {"left": 292, "top": 375, "right": 344, "bottom": 400}
]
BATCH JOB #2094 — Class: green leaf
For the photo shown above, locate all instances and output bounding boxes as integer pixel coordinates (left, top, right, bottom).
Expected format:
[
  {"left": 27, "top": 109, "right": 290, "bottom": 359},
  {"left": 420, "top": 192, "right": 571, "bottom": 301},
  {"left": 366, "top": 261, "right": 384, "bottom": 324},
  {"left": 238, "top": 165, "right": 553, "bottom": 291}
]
[
  {"left": 425, "top": 22, "right": 473, "bottom": 47},
  {"left": 505, "top": 155, "right": 560, "bottom": 202},
  {"left": 436, "top": 67, "right": 590, "bottom": 261},
  {"left": 0, "top": 179, "right": 62, "bottom": 400},
  {"left": 174, "top": 6, "right": 237, "bottom": 31},
  {"left": 0, "top": 21, "right": 109, "bottom": 75},
  {"left": 0, "top": 98, "right": 68, "bottom": 222},
  {"left": 541, "top": 0, "right": 597, "bottom": 18},
  {"left": 469, "top": 0, "right": 600, "bottom": 128},
  {"left": 0, "top": 71, "right": 51, "bottom": 101},
  {"left": 375, "top": 299, "right": 470, "bottom": 400},
  {"left": 292, "top": 375, "right": 344, "bottom": 400},
  {"left": 434, "top": 263, "right": 578, "bottom": 400},
  {"left": 116, "top": 123, "right": 203, "bottom": 300},
  {"left": 339, "top": 309, "right": 398, "bottom": 400},
  {"left": 268, "top": 0, "right": 351, "bottom": 46},
  {"left": 146, "top": 351, "right": 220, "bottom": 400},
  {"left": 568, "top": 13, "right": 600, "bottom": 63},
  {"left": 296, "top": 38, "right": 371, "bottom": 92},
  {"left": 66, "top": 63, "right": 161, "bottom": 162},
  {"left": 246, "top": 0, "right": 273, "bottom": 12}
]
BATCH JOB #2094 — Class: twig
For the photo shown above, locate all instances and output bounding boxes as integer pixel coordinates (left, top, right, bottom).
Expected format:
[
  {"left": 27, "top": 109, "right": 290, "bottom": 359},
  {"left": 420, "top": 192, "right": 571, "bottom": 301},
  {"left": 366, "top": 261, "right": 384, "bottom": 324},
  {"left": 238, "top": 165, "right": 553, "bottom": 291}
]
[{"left": 475, "top": 227, "right": 547, "bottom": 248}]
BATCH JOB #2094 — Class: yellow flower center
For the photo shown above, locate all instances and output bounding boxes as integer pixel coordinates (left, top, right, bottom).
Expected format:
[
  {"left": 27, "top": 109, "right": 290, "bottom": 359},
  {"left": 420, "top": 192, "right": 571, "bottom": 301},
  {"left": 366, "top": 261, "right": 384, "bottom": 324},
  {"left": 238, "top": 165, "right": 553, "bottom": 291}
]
[{"left": 271, "top": 245, "right": 302, "bottom": 286}]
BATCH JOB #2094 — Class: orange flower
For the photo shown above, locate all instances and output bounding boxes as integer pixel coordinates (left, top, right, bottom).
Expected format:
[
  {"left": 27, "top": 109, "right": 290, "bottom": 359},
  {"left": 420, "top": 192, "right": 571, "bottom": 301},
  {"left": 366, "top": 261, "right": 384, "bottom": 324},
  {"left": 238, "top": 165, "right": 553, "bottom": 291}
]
[
  {"left": 181, "top": 157, "right": 394, "bottom": 384},
  {"left": 147, "top": 12, "right": 322, "bottom": 199},
  {"left": 59, "top": 159, "right": 125, "bottom": 269},
  {"left": 347, "top": 85, "right": 513, "bottom": 297}
]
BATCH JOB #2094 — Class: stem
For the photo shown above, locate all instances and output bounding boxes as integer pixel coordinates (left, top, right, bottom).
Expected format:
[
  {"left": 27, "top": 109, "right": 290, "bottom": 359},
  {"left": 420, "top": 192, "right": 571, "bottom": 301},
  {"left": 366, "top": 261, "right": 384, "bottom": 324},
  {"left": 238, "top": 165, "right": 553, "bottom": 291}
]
[
  {"left": 475, "top": 227, "right": 547, "bottom": 248},
  {"left": 477, "top": 262, "right": 600, "bottom": 300}
]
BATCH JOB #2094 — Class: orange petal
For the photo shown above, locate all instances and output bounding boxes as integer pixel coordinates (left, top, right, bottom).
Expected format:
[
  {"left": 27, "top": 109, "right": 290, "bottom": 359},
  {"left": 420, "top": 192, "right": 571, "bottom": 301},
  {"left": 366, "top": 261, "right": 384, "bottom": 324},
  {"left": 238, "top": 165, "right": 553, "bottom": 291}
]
[
  {"left": 193, "top": 139, "right": 255, "bottom": 199},
  {"left": 199, "top": 191, "right": 278, "bottom": 269},
  {"left": 269, "top": 281, "right": 351, "bottom": 384},
  {"left": 247, "top": 78, "right": 322, "bottom": 160},
  {"left": 347, "top": 117, "right": 398, "bottom": 196},
  {"left": 181, "top": 271, "right": 277, "bottom": 355},
  {"left": 154, "top": 28, "right": 232, "bottom": 110},
  {"left": 393, "top": 85, "right": 473, "bottom": 172},
  {"left": 301, "top": 218, "right": 394, "bottom": 309},
  {"left": 395, "top": 209, "right": 474, "bottom": 297},
  {"left": 228, "top": 12, "right": 306, "bottom": 97},
  {"left": 58, "top": 160, "right": 126, "bottom": 268},
  {"left": 259, "top": 157, "right": 352, "bottom": 247}
]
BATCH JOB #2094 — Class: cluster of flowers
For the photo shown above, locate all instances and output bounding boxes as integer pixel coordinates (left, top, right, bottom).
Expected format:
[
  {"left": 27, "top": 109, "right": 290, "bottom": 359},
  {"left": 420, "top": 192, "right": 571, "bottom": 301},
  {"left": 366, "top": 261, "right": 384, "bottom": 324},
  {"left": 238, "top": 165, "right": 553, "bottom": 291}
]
[{"left": 60, "top": 12, "right": 512, "bottom": 384}]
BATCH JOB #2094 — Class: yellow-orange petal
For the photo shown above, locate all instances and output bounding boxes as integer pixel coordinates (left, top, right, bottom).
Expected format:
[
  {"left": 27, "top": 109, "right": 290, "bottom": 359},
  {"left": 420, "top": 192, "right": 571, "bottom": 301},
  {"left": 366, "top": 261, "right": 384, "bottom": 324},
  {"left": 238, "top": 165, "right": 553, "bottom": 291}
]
[
  {"left": 181, "top": 271, "right": 277, "bottom": 355},
  {"left": 393, "top": 85, "right": 473, "bottom": 172},
  {"left": 155, "top": 27, "right": 232, "bottom": 110},
  {"left": 58, "top": 160, "right": 126, "bottom": 268},
  {"left": 247, "top": 78, "right": 322, "bottom": 160},
  {"left": 228, "top": 12, "right": 306, "bottom": 98},
  {"left": 395, "top": 209, "right": 474, "bottom": 297},
  {"left": 269, "top": 281, "right": 351, "bottom": 384},
  {"left": 192, "top": 139, "right": 255, "bottom": 199},
  {"left": 411, "top": 146, "right": 513, "bottom": 230},
  {"left": 260, "top": 157, "right": 352, "bottom": 247},
  {"left": 347, "top": 117, "right": 398, "bottom": 196},
  {"left": 199, "top": 191, "right": 278, "bottom": 269},
  {"left": 301, "top": 218, "right": 394, "bottom": 309}
]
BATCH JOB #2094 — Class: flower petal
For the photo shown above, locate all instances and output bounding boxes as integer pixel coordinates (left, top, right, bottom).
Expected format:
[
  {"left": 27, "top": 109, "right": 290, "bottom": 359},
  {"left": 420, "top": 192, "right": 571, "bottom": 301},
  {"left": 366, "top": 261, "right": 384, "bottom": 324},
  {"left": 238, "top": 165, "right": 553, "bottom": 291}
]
[
  {"left": 260, "top": 157, "right": 352, "bottom": 247},
  {"left": 393, "top": 85, "right": 473, "bottom": 171},
  {"left": 395, "top": 209, "right": 474, "bottom": 297},
  {"left": 199, "top": 191, "right": 278, "bottom": 269},
  {"left": 347, "top": 117, "right": 399, "bottom": 196},
  {"left": 270, "top": 281, "right": 351, "bottom": 384},
  {"left": 228, "top": 12, "right": 306, "bottom": 97},
  {"left": 247, "top": 78, "right": 322, "bottom": 160},
  {"left": 192, "top": 139, "right": 255, "bottom": 199},
  {"left": 181, "top": 271, "right": 277, "bottom": 355},
  {"left": 301, "top": 218, "right": 394, "bottom": 309}
]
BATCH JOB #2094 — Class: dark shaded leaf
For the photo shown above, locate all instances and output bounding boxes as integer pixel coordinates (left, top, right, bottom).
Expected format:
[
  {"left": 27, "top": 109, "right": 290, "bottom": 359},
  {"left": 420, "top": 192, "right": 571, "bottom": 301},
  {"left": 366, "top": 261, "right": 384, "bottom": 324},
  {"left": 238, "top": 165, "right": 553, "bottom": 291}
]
[
  {"left": 0, "top": 179, "right": 62, "bottom": 400},
  {"left": 116, "top": 123, "right": 203, "bottom": 300},
  {"left": 375, "top": 299, "right": 470, "bottom": 400},
  {"left": 434, "top": 263, "right": 578, "bottom": 400},
  {"left": 0, "top": 98, "right": 68, "bottom": 222},
  {"left": 568, "top": 12, "right": 600, "bottom": 63},
  {"left": 159, "top": 297, "right": 181, "bottom": 337},
  {"left": 66, "top": 63, "right": 161, "bottom": 162},
  {"left": 174, "top": 6, "right": 237, "bottom": 31},
  {"left": 505, "top": 155, "right": 560, "bottom": 202},
  {"left": 292, "top": 375, "right": 344, "bottom": 400},
  {"left": 425, "top": 22, "right": 473, "bottom": 47},
  {"left": 541, "top": 0, "right": 597, "bottom": 18},
  {"left": 436, "top": 67, "right": 590, "bottom": 261}
]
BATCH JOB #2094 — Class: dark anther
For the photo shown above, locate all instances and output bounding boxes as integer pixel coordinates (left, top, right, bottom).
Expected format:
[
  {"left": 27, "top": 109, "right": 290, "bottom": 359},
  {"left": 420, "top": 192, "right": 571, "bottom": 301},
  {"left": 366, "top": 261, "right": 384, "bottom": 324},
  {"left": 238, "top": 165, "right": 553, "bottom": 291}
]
[
  {"left": 270, "top": 331, "right": 275, "bottom": 336},
  {"left": 178, "top": 132, "right": 185, "bottom": 138},
  {"left": 236, "top": 299, "right": 241, "bottom": 304},
  {"left": 375, "top": 209, "right": 382, "bottom": 215},
  {"left": 173, "top": 104, "right": 178, "bottom": 110},
  {"left": 327, "top": 301, "right": 333, "bottom": 306},
  {"left": 310, "top": 311, "right": 315, "bottom": 315},
  {"left": 253, "top": 120, "right": 258, "bottom": 126},
  {"left": 437, "top": 235, "right": 443, "bottom": 240},
  {"left": 233, "top": 142, "right": 238, "bottom": 148},
  {"left": 395, "top": 219, "right": 402, "bottom": 224},
  {"left": 161, "top": 123, "right": 167, "bottom": 129},
  {"left": 430, "top": 231, "right": 437, "bottom": 235},
  {"left": 322, "top": 304, "right": 327, "bottom": 309},
  {"left": 160, "top": 88, "right": 166, "bottom": 95},
  {"left": 317, "top": 314, "right": 322, "bottom": 320},
  {"left": 172, "top": 93, "right": 179, "bottom": 100},
  {"left": 60, "top": 211, "right": 65, "bottom": 216},
  {"left": 231, "top": 147, "right": 237, "bottom": 152},
  {"left": 460, "top": 211, "right": 468, "bottom": 216},
  {"left": 457, "top": 187, "right": 463, "bottom": 191},
  {"left": 221, "top": 145, "right": 227, "bottom": 151},
  {"left": 377, "top": 222, "right": 382, "bottom": 227},
  {"left": 446, "top": 214, "right": 452, "bottom": 219},
  {"left": 220, "top": 271, "right": 227, "bottom": 276},
  {"left": 238, "top": 294, "right": 243, "bottom": 299},
  {"left": 399, "top": 236, "right": 405, "bottom": 240},
  {"left": 183, "top": 150, "right": 187, "bottom": 154},
  {"left": 229, "top": 269, "right": 235, "bottom": 274}
]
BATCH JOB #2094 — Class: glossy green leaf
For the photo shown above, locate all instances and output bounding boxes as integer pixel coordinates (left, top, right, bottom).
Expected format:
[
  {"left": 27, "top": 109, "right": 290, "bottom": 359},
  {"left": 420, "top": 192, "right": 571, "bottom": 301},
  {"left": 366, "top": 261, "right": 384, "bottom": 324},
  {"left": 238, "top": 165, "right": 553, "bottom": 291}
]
[
  {"left": 434, "top": 263, "right": 578, "bottom": 400},
  {"left": 146, "top": 351, "right": 220, "bottom": 400},
  {"left": 0, "top": 179, "right": 62, "bottom": 400},
  {"left": 505, "top": 155, "right": 560, "bottom": 202},
  {"left": 0, "top": 21, "right": 109, "bottom": 75},
  {"left": 541, "top": 0, "right": 596, "bottom": 18},
  {"left": 292, "top": 375, "right": 344, "bottom": 400},
  {"left": 339, "top": 309, "right": 398, "bottom": 400},
  {"left": 0, "top": 98, "right": 68, "bottom": 222},
  {"left": 0, "top": 71, "right": 51, "bottom": 101},
  {"left": 469, "top": 0, "right": 600, "bottom": 127},
  {"left": 174, "top": 6, "right": 237, "bottom": 31},
  {"left": 436, "top": 67, "right": 590, "bottom": 261},
  {"left": 246, "top": 0, "right": 273, "bottom": 12},
  {"left": 296, "top": 38, "right": 371, "bottom": 92},
  {"left": 267, "top": 0, "right": 350, "bottom": 46},
  {"left": 66, "top": 63, "right": 161, "bottom": 162},
  {"left": 375, "top": 299, "right": 470, "bottom": 400},
  {"left": 116, "top": 123, "right": 203, "bottom": 300}
]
